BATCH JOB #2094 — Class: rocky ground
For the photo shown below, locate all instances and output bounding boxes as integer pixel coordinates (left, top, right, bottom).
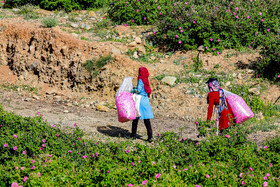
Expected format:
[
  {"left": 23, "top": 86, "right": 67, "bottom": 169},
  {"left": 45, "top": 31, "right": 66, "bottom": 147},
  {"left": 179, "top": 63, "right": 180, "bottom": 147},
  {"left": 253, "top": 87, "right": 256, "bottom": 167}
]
[{"left": 0, "top": 7, "right": 279, "bottom": 145}]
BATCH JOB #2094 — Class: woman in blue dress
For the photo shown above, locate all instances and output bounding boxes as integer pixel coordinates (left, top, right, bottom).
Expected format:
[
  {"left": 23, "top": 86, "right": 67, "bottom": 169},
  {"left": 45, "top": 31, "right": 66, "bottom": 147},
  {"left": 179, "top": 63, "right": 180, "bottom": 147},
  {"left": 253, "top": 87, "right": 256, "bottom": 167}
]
[{"left": 131, "top": 67, "right": 154, "bottom": 142}]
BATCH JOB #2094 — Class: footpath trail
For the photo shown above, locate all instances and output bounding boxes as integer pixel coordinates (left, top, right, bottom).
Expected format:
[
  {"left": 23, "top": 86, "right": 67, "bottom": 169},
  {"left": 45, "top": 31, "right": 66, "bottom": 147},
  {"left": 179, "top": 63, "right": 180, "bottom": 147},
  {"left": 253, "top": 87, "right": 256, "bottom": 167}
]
[{"left": 0, "top": 90, "right": 198, "bottom": 142}]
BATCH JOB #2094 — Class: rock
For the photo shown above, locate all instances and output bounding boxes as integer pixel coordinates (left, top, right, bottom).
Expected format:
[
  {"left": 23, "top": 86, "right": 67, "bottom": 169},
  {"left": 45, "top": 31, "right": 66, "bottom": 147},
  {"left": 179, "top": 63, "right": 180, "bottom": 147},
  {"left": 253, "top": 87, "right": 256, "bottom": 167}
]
[
  {"left": 135, "top": 37, "right": 142, "bottom": 44},
  {"left": 137, "top": 46, "right": 146, "bottom": 55},
  {"left": 232, "top": 73, "right": 237, "bottom": 77},
  {"left": 72, "top": 33, "right": 79, "bottom": 38},
  {"left": 237, "top": 73, "right": 242, "bottom": 79},
  {"left": 111, "top": 47, "right": 121, "bottom": 55},
  {"left": 81, "top": 24, "right": 91, "bottom": 30},
  {"left": 63, "top": 110, "right": 69, "bottom": 113},
  {"left": 128, "top": 41, "right": 137, "bottom": 47},
  {"left": 247, "top": 69, "right": 255, "bottom": 74},
  {"left": 150, "top": 56, "right": 156, "bottom": 61},
  {"left": 249, "top": 87, "right": 261, "bottom": 95},
  {"left": 70, "top": 23, "right": 79, "bottom": 28},
  {"left": 88, "top": 11, "right": 97, "bottom": 17},
  {"left": 96, "top": 105, "right": 109, "bottom": 112},
  {"left": 24, "top": 97, "right": 32, "bottom": 101},
  {"left": 133, "top": 51, "right": 139, "bottom": 59},
  {"left": 255, "top": 112, "right": 264, "bottom": 120},
  {"left": 225, "top": 81, "right": 231, "bottom": 87},
  {"left": 161, "top": 76, "right": 177, "bottom": 86},
  {"left": 32, "top": 94, "right": 40, "bottom": 100}
]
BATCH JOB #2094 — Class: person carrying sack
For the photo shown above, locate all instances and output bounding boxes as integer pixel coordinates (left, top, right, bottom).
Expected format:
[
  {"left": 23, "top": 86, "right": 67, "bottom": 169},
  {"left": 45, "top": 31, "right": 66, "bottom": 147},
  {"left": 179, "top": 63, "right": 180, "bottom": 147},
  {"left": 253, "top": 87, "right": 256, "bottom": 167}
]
[
  {"left": 206, "top": 78, "right": 235, "bottom": 132},
  {"left": 130, "top": 67, "right": 154, "bottom": 142}
]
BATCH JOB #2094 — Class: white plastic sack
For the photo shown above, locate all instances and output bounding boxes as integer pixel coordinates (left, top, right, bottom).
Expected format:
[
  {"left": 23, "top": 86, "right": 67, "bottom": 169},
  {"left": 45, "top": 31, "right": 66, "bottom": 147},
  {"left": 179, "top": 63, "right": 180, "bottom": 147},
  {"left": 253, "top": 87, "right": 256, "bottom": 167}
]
[
  {"left": 224, "top": 90, "right": 254, "bottom": 124},
  {"left": 116, "top": 77, "right": 133, "bottom": 98}
]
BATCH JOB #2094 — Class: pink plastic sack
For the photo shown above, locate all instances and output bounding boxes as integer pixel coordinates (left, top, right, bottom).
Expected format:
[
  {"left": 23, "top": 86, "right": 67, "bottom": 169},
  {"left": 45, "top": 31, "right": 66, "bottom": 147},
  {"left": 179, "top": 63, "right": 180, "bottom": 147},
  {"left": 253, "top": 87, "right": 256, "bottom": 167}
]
[
  {"left": 116, "top": 91, "right": 136, "bottom": 122},
  {"left": 224, "top": 90, "right": 254, "bottom": 124},
  {"left": 115, "top": 77, "right": 136, "bottom": 122}
]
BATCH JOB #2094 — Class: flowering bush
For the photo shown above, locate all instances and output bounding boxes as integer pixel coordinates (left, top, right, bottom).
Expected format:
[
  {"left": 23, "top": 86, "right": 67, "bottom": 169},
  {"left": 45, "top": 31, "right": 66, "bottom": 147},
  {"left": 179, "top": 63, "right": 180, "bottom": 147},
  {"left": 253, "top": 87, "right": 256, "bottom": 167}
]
[{"left": 1, "top": 106, "right": 280, "bottom": 186}]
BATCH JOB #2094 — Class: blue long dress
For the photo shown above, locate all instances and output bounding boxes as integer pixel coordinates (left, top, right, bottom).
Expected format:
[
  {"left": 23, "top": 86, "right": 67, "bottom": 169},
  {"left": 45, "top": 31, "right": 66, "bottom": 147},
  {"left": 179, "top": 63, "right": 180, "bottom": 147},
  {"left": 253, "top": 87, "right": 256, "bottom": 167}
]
[{"left": 136, "top": 79, "right": 154, "bottom": 119}]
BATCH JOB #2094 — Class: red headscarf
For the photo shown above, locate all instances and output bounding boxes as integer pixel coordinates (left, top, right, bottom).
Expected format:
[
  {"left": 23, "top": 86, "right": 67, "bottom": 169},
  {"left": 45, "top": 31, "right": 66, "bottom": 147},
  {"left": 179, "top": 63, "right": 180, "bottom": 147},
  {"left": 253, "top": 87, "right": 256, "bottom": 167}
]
[{"left": 138, "top": 67, "right": 152, "bottom": 97}]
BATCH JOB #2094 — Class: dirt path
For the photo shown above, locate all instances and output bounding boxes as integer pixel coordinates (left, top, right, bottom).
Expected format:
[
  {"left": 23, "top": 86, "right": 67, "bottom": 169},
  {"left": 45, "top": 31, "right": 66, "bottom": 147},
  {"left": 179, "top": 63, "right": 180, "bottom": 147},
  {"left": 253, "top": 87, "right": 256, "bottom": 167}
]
[{"left": 0, "top": 89, "right": 198, "bottom": 142}]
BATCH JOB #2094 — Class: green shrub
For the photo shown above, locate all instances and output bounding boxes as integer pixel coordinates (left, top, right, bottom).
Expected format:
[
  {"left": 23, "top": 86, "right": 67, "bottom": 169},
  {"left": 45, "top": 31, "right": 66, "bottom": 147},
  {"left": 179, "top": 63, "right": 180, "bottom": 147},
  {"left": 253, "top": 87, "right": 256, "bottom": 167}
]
[
  {"left": 15, "top": 4, "right": 39, "bottom": 19},
  {"left": 83, "top": 55, "right": 114, "bottom": 77},
  {"left": 41, "top": 17, "right": 59, "bottom": 28}
]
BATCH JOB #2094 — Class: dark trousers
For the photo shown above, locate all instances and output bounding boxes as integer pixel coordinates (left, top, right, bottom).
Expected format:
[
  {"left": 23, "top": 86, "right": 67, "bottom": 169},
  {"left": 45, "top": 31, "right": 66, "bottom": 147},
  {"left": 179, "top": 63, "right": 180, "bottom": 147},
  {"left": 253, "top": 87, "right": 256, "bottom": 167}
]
[{"left": 131, "top": 118, "right": 153, "bottom": 139}]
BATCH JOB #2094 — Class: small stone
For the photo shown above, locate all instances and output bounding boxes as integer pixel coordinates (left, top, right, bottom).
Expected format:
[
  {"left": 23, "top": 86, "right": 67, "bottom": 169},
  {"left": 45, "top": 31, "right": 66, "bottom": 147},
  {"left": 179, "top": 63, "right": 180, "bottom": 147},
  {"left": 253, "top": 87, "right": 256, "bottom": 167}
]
[
  {"left": 225, "top": 81, "right": 231, "bottom": 87},
  {"left": 161, "top": 76, "right": 177, "bottom": 86},
  {"left": 32, "top": 95, "right": 40, "bottom": 100},
  {"left": 88, "top": 11, "right": 97, "bottom": 17},
  {"left": 237, "top": 73, "right": 242, "bottom": 79},
  {"left": 137, "top": 46, "right": 146, "bottom": 55},
  {"left": 111, "top": 47, "right": 121, "bottom": 55},
  {"left": 255, "top": 112, "right": 264, "bottom": 120},
  {"left": 71, "top": 23, "right": 79, "bottom": 28},
  {"left": 24, "top": 97, "right": 32, "bottom": 101},
  {"left": 135, "top": 37, "right": 142, "bottom": 44},
  {"left": 128, "top": 41, "right": 137, "bottom": 47},
  {"left": 63, "top": 110, "right": 69, "bottom": 113},
  {"left": 96, "top": 105, "right": 109, "bottom": 112},
  {"left": 133, "top": 51, "right": 138, "bottom": 59}
]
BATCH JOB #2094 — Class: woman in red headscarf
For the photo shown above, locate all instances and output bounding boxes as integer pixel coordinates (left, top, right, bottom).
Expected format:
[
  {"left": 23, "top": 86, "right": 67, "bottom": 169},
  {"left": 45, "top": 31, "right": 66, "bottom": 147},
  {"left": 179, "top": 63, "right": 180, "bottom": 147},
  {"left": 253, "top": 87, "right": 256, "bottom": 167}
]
[
  {"left": 131, "top": 67, "right": 154, "bottom": 142},
  {"left": 206, "top": 78, "right": 234, "bottom": 131}
]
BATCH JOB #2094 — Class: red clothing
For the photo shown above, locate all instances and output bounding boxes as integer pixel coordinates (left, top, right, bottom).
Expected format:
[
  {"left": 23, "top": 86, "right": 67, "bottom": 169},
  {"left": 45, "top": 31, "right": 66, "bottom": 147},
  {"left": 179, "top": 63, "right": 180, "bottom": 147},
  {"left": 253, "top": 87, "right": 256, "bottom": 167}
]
[
  {"left": 138, "top": 67, "right": 151, "bottom": 97},
  {"left": 207, "top": 91, "right": 234, "bottom": 130}
]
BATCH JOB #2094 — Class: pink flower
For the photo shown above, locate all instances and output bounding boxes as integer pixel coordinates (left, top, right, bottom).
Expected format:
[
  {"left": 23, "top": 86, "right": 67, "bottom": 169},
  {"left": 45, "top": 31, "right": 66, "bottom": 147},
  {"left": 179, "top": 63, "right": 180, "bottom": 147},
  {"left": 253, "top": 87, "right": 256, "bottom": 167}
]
[
  {"left": 42, "top": 139, "right": 46, "bottom": 143},
  {"left": 239, "top": 173, "right": 243, "bottom": 178},
  {"left": 68, "top": 150, "right": 72, "bottom": 153},
  {"left": 263, "top": 182, "right": 268, "bottom": 187},
  {"left": 226, "top": 10, "right": 229, "bottom": 12},
  {"left": 206, "top": 174, "right": 210, "bottom": 178},
  {"left": 159, "top": 12, "right": 161, "bottom": 15},
  {"left": 205, "top": 46, "right": 208, "bottom": 50},
  {"left": 74, "top": 123, "right": 77, "bottom": 127},
  {"left": 264, "top": 146, "right": 268, "bottom": 149},
  {"left": 127, "top": 184, "right": 133, "bottom": 187},
  {"left": 255, "top": 32, "right": 257, "bottom": 35},
  {"left": 42, "top": 144, "right": 46, "bottom": 147},
  {"left": 132, "top": 20, "right": 134, "bottom": 23},
  {"left": 175, "top": 35, "right": 178, "bottom": 38},
  {"left": 249, "top": 46, "right": 251, "bottom": 49},
  {"left": 270, "top": 163, "right": 273, "bottom": 168},
  {"left": 247, "top": 16, "right": 250, "bottom": 19},
  {"left": 236, "top": 16, "right": 239, "bottom": 19},
  {"left": 142, "top": 180, "right": 147, "bottom": 185},
  {"left": 230, "top": 2, "right": 233, "bottom": 5},
  {"left": 249, "top": 167, "right": 253, "bottom": 171},
  {"left": 193, "top": 21, "right": 196, "bottom": 24},
  {"left": 95, "top": 152, "right": 98, "bottom": 156},
  {"left": 56, "top": 134, "right": 59, "bottom": 137},
  {"left": 195, "top": 185, "right": 201, "bottom": 187},
  {"left": 13, "top": 146, "right": 17, "bottom": 150},
  {"left": 233, "top": 12, "right": 236, "bottom": 15},
  {"left": 174, "top": 3, "right": 177, "bottom": 6},
  {"left": 259, "top": 12, "right": 262, "bottom": 15},
  {"left": 23, "top": 176, "right": 27, "bottom": 183},
  {"left": 48, "top": 155, "right": 52, "bottom": 157},
  {"left": 157, "top": 6, "right": 160, "bottom": 9},
  {"left": 241, "top": 181, "right": 245, "bottom": 185},
  {"left": 22, "top": 150, "right": 26, "bottom": 155},
  {"left": 191, "top": 6, "right": 193, "bottom": 8},
  {"left": 13, "top": 135, "right": 17, "bottom": 138},
  {"left": 196, "top": 142, "right": 199, "bottom": 146},
  {"left": 136, "top": 9, "right": 139, "bottom": 12},
  {"left": 261, "top": 19, "right": 264, "bottom": 22},
  {"left": 278, "top": 75, "right": 280, "bottom": 78},
  {"left": 144, "top": 17, "right": 146, "bottom": 20},
  {"left": 217, "top": 52, "right": 220, "bottom": 55},
  {"left": 11, "top": 182, "right": 18, "bottom": 187},
  {"left": 125, "top": 149, "right": 129, "bottom": 153},
  {"left": 185, "top": 2, "right": 188, "bottom": 5},
  {"left": 124, "top": 24, "right": 127, "bottom": 27},
  {"left": 158, "top": 133, "right": 161, "bottom": 137},
  {"left": 155, "top": 173, "right": 161, "bottom": 178},
  {"left": 164, "top": 34, "right": 166, "bottom": 38},
  {"left": 49, "top": 160, "right": 52, "bottom": 163},
  {"left": 82, "top": 155, "right": 87, "bottom": 159},
  {"left": 31, "top": 166, "right": 35, "bottom": 170},
  {"left": 40, "top": 147, "right": 43, "bottom": 150},
  {"left": 44, "top": 158, "right": 47, "bottom": 162},
  {"left": 264, "top": 176, "right": 267, "bottom": 180},
  {"left": 225, "top": 134, "right": 230, "bottom": 138},
  {"left": 21, "top": 167, "right": 24, "bottom": 170},
  {"left": 180, "top": 30, "right": 183, "bottom": 33},
  {"left": 217, "top": 39, "right": 220, "bottom": 42},
  {"left": 132, "top": 162, "right": 135, "bottom": 166},
  {"left": 267, "top": 29, "right": 270, "bottom": 32},
  {"left": 179, "top": 41, "right": 182, "bottom": 44},
  {"left": 212, "top": 48, "right": 215, "bottom": 51},
  {"left": 51, "top": 124, "right": 55, "bottom": 128},
  {"left": 153, "top": 32, "right": 155, "bottom": 35},
  {"left": 37, "top": 172, "right": 41, "bottom": 177},
  {"left": 210, "top": 38, "right": 213, "bottom": 41},
  {"left": 216, "top": 7, "right": 218, "bottom": 9},
  {"left": 266, "top": 173, "right": 270, "bottom": 177}
]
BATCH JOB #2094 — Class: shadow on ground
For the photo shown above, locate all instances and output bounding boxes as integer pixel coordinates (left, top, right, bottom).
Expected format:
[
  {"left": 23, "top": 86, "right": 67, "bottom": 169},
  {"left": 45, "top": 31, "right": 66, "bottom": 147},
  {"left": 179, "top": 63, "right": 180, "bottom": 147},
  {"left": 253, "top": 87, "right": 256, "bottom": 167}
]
[{"left": 97, "top": 125, "right": 143, "bottom": 139}]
